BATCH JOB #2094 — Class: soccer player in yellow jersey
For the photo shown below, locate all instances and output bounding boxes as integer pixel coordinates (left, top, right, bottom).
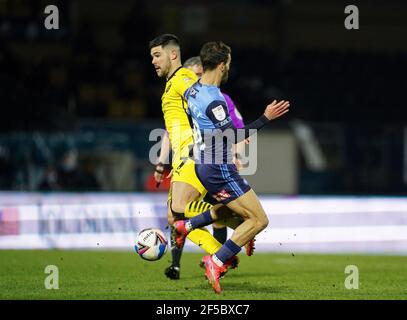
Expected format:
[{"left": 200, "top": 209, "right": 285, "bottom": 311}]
[{"left": 149, "top": 34, "right": 224, "bottom": 279}]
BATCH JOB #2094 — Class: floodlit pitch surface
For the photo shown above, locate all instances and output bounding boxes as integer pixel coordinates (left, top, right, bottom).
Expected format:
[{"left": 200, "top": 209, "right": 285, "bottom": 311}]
[{"left": 0, "top": 250, "right": 406, "bottom": 299}]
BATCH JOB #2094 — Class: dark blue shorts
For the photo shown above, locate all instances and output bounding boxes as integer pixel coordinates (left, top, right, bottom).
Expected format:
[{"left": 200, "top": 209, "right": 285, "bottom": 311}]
[{"left": 196, "top": 164, "right": 251, "bottom": 205}]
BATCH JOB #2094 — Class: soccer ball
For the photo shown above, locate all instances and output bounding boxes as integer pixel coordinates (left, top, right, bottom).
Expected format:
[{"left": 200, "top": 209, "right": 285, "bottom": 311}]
[{"left": 134, "top": 228, "right": 168, "bottom": 261}]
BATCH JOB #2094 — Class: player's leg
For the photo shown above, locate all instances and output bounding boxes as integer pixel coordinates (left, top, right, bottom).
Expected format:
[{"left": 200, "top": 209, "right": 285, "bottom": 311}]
[
  {"left": 165, "top": 183, "right": 183, "bottom": 279},
  {"left": 172, "top": 165, "right": 260, "bottom": 250},
  {"left": 166, "top": 181, "right": 199, "bottom": 278},
  {"left": 212, "top": 206, "right": 256, "bottom": 257},
  {"left": 184, "top": 199, "right": 212, "bottom": 219},
  {"left": 220, "top": 190, "right": 262, "bottom": 256},
  {"left": 170, "top": 159, "right": 223, "bottom": 254},
  {"left": 198, "top": 206, "right": 242, "bottom": 271},
  {"left": 225, "top": 189, "right": 268, "bottom": 247},
  {"left": 212, "top": 205, "right": 244, "bottom": 230},
  {"left": 166, "top": 179, "right": 223, "bottom": 279},
  {"left": 184, "top": 195, "right": 227, "bottom": 245},
  {"left": 199, "top": 191, "right": 267, "bottom": 294},
  {"left": 170, "top": 181, "right": 222, "bottom": 252},
  {"left": 171, "top": 202, "right": 245, "bottom": 293},
  {"left": 172, "top": 165, "right": 265, "bottom": 293},
  {"left": 183, "top": 199, "right": 225, "bottom": 254},
  {"left": 202, "top": 190, "right": 266, "bottom": 247},
  {"left": 170, "top": 163, "right": 261, "bottom": 292},
  {"left": 212, "top": 223, "right": 227, "bottom": 244},
  {"left": 171, "top": 163, "right": 251, "bottom": 252},
  {"left": 185, "top": 185, "right": 244, "bottom": 272},
  {"left": 199, "top": 193, "right": 227, "bottom": 244},
  {"left": 202, "top": 197, "right": 262, "bottom": 262}
]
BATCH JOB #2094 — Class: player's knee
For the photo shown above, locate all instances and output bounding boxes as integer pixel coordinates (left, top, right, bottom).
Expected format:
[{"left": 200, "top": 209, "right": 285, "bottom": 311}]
[
  {"left": 257, "top": 215, "right": 269, "bottom": 231},
  {"left": 168, "top": 201, "right": 186, "bottom": 223},
  {"left": 170, "top": 199, "right": 187, "bottom": 214},
  {"left": 260, "top": 215, "right": 269, "bottom": 230},
  {"left": 167, "top": 208, "right": 175, "bottom": 225}
]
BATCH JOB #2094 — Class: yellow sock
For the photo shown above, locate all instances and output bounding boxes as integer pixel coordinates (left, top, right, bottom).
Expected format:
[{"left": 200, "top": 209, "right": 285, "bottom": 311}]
[
  {"left": 185, "top": 200, "right": 212, "bottom": 218},
  {"left": 184, "top": 200, "right": 221, "bottom": 254},
  {"left": 187, "top": 228, "right": 222, "bottom": 254}
]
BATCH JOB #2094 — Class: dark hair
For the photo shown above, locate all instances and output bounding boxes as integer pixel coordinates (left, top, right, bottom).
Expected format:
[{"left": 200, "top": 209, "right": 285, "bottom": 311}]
[
  {"left": 200, "top": 41, "right": 231, "bottom": 71},
  {"left": 184, "top": 56, "right": 202, "bottom": 68},
  {"left": 149, "top": 34, "right": 180, "bottom": 49}
]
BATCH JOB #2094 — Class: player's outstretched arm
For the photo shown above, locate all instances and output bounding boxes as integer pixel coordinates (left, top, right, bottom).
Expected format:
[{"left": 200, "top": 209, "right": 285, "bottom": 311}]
[{"left": 231, "top": 99, "right": 290, "bottom": 143}]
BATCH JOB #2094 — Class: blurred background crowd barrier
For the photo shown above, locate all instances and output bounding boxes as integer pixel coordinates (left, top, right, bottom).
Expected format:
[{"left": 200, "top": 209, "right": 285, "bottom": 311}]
[{"left": 1, "top": 193, "right": 407, "bottom": 253}]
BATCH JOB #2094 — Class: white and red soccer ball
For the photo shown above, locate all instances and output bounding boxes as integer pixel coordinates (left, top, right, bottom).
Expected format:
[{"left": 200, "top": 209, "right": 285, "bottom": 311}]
[{"left": 134, "top": 228, "right": 168, "bottom": 261}]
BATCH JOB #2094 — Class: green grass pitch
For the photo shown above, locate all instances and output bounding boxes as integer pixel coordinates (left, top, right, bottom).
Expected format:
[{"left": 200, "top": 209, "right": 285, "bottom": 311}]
[{"left": 0, "top": 250, "right": 406, "bottom": 299}]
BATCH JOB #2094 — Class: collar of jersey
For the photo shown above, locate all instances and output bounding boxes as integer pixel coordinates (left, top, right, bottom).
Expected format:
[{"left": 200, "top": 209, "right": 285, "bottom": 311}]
[
  {"left": 197, "top": 79, "right": 218, "bottom": 88},
  {"left": 166, "top": 66, "right": 183, "bottom": 82}
]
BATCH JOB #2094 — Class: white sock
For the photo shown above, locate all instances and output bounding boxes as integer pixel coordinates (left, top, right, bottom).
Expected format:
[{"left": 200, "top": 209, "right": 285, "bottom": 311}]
[
  {"left": 212, "top": 254, "right": 224, "bottom": 268},
  {"left": 185, "top": 220, "right": 193, "bottom": 232}
]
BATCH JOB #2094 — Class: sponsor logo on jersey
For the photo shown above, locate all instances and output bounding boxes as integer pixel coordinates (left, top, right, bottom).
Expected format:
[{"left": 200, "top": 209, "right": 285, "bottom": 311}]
[{"left": 213, "top": 189, "right": 231, "bottom": 202}]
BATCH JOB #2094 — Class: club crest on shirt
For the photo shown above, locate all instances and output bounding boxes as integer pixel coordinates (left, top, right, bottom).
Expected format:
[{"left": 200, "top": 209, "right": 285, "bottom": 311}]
[{"left": 212, "top": 105, "right": 226, "bottom": 121}]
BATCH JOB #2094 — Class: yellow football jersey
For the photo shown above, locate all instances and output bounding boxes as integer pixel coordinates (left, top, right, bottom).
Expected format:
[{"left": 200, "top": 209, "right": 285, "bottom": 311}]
[{"left": 161, "top": 67, "right": 198, "bottom": 167}]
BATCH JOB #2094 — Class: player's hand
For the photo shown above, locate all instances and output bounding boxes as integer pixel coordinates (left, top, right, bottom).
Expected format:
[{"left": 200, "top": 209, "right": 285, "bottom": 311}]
[
  {"left": 264, "top": 100, "right": 290, "bottom": 120},
  {"left": 166, "top": 170, "right": 173, "bottom": 179},
  {"left": 245, "top": 138, "right": 250, "bottom": 144}
]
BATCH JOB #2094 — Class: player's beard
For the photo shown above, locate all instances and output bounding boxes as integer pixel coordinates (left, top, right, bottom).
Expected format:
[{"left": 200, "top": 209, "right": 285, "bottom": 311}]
[{"left": 157, "top": 59, "right": 171, "bottom": 78}]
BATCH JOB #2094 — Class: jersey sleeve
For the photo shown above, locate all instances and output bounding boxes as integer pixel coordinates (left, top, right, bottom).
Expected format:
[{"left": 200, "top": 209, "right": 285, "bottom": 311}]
[{"left": 205, "top": 100, "right": 234, "bottom": 130}]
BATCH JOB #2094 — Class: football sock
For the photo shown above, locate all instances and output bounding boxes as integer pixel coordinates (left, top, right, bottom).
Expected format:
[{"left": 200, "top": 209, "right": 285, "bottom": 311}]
[
  {"left": 213, "top": 226, "right": 227, "bottom": 244},
  {"left": 187, "top": 228, "right": 222, "bottom": 254},
  {"left": 185, "top": 200, "right": 212, "bottom": 218},
  {"left": 212, "top": 239, "right": 241, "bottom": 267},
  {"left": 183, "top": 200, "right": 223, "bottom": 255},
  {"left": 186, "top": 209, "right": 214, "bottom": 231},
  {"left": 171, "top": 234, "right": 184, "bottom": 267}
]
